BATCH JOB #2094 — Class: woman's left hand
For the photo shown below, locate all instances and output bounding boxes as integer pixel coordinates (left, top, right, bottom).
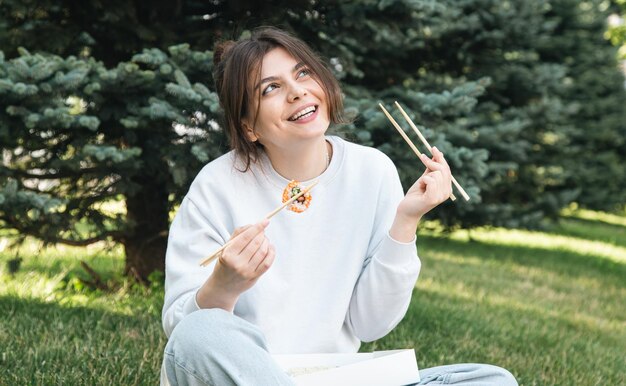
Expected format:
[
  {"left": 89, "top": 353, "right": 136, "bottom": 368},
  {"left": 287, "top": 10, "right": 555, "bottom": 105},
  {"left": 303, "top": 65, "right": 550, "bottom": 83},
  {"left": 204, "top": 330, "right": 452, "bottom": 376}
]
[{"left": 397, "top": 146, "right": 452, "bottom": 222}]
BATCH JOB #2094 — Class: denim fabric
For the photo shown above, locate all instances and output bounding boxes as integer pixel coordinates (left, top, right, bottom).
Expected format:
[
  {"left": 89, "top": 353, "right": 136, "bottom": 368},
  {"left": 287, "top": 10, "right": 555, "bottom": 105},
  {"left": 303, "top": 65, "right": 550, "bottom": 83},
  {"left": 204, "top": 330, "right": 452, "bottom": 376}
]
[
  {"left": 161, "top": 310, "right": 517, "bottom": 386},
  {"left": 416, "top": 363, "right": 518, "bottom": 385},
  {"left": 161, "top": 309, "right": 295, "bottom": 386}
]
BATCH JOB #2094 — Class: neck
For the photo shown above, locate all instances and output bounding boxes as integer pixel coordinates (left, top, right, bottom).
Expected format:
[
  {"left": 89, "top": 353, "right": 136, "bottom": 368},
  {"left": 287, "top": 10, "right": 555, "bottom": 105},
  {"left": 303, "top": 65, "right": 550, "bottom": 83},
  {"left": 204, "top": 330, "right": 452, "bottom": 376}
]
[{"left": 265, "top": 138, "right": 331, "bottom": 182}]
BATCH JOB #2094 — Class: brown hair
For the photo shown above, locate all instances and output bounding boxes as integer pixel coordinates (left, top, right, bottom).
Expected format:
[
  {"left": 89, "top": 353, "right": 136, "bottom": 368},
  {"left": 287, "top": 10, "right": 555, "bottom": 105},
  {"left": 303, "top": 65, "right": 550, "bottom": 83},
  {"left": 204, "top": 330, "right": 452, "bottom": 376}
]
[{"left": 213, "top": 26, "right": 346, "bottom": 171}]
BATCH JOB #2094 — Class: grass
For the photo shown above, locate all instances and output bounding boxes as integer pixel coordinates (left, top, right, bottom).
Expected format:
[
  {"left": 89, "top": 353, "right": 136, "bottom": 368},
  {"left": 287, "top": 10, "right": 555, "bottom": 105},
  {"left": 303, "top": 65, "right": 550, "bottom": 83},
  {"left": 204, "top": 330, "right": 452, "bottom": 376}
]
[
  {"left": 1, "top": 210, "right": 625, "bottom": 385},
  {"left": 0, "top": 242, "right": 165, "bottom": 385}
]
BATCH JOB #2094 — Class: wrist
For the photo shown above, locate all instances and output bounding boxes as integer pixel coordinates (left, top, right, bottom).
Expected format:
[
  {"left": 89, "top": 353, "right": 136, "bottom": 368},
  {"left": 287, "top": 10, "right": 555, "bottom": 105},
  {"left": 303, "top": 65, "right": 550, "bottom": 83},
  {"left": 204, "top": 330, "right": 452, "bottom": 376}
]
[
  {"left": 396, "top": 207, "right": 422, "bottom": 224},
  {"left": 196, "top": 275, "right": 239, "bottom": 312},
  {"left": 389, "top": 210, "right": 421, "bottom": 243}
]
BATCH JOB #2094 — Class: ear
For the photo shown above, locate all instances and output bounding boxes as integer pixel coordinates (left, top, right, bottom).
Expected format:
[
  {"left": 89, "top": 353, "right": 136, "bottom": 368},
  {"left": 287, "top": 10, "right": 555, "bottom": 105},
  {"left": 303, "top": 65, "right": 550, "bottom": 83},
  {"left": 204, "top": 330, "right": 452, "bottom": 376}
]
[{"left": 242, "top": 121, "right": 259, "bottom": 142}]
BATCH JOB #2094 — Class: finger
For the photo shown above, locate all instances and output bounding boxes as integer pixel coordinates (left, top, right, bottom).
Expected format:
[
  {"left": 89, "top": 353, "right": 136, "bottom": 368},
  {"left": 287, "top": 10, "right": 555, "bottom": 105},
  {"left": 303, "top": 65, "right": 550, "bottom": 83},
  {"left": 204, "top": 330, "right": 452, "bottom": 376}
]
[
  {"left": 426, "top": 169, "right": 446, "bottom": 187},
  {"left": 430, "top": 146, "right": 444, "bottom": 163},
  {"left": 419, "top": 153, "right": 445, "bottom": 173},
  {"left": 221, "top": 229, "right": 266, "bottom": 272},
  {"left": 431, "top": 147, "right": 453, "bottom": 188},
  {"left": 237, "top": 230, "right": 267, "bottom": 263},
  {"left": 255, "top": 244, "right": 276, "bottom": 274},
  {"left": 248, "top": 237, "right": 270, "bottom": 266},
  {"left": 426, "top": 169, "right": 452, "bottom": 199},
  {"left": 230, "top": 224, "right": 253, "bottom": 240},
  {"left": 228, "top": 219, "right": 269, "bottom": 255},
  {"left": 417, "top": 175, "right": 436, "bottom": 191},
  {"left": 427, "top": 170, "right": 443, "bottom": 185},
  {"left": 431, "top": 147, "right": 452, "bottom": 174}
]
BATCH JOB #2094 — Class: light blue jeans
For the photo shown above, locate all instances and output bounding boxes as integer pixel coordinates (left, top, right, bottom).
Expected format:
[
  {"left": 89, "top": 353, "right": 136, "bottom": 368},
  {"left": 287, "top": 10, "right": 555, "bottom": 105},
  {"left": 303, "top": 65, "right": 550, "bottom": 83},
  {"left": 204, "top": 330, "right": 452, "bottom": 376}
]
[{"left": 161, "top": 309, "right": 518, "bottom": 386}]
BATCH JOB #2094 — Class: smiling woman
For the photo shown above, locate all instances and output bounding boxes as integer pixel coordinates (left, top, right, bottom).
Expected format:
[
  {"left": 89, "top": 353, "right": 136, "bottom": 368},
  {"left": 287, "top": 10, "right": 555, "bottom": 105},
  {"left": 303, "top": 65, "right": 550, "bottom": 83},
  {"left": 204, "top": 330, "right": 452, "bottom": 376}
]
[
  {"left": 241, "top": 46, "right": 332, "bottom": 182},
  {"left": 213, "top": 28, "right": 346, "bottom": 175},
  {"left": 160, "top": 27, "right": 517, "bottom": 386}
]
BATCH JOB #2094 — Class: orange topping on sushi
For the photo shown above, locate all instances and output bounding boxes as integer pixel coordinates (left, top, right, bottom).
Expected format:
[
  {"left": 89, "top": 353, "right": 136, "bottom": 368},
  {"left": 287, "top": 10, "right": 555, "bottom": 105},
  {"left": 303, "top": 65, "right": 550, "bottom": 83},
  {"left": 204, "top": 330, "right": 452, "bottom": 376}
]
[{"left": 282, "top": 180, "right": 312, "bottom": 213}]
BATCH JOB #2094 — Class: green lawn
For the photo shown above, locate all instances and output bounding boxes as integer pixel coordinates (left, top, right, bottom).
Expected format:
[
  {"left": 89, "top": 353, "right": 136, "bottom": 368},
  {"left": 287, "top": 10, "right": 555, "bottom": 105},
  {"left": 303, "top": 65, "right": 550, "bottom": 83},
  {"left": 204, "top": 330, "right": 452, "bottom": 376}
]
[{"left": 1, "top": 210, "right": 625, "bottom": 385}]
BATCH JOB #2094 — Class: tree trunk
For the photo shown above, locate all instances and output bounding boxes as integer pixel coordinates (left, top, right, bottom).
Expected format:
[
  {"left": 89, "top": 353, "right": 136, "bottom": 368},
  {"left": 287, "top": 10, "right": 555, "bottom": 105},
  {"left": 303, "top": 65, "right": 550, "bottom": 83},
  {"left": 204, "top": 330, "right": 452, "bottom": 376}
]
[{"left": 122, "top": 178, "right": 170, "bottom": 282}]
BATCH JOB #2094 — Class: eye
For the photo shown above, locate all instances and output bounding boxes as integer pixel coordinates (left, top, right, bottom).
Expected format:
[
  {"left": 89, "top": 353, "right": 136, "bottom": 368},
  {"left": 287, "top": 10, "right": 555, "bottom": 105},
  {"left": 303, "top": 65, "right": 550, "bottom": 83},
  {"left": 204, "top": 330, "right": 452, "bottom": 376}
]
[
  {"left": 297, "top": 68, "right": 311, "bottom": 78},
  {"left": 262, "top": 83, "right": 279, "bottom": 96}
]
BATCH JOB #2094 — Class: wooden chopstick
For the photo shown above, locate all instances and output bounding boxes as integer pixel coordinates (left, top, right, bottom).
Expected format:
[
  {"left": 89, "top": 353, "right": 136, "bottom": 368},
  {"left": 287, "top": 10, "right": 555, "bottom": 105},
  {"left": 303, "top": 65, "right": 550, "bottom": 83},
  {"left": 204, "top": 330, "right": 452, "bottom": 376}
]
[
  {"left": 199, "top": 180, "right": 319, "bottom": 267},
  {"left": 394, "top": 101, "right": 470, "bottom": 201},
  {"left": 379, "top": 103, "right": 457, "bottom": 202}
]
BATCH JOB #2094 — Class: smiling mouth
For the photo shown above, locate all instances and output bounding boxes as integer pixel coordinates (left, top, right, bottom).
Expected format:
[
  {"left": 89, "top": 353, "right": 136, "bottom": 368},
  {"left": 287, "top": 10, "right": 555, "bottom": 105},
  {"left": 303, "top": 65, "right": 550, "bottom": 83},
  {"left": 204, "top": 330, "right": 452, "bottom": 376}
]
[{"left": 288, "top": 105, "right": 318, "bottom": 121}]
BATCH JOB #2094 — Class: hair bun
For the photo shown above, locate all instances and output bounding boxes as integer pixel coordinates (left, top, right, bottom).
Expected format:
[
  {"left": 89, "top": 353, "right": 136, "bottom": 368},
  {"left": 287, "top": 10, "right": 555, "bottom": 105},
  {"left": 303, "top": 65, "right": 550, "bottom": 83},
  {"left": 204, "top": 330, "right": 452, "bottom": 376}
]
[{"left": 214, "top": 40, "right": 236, "bottom": 67}]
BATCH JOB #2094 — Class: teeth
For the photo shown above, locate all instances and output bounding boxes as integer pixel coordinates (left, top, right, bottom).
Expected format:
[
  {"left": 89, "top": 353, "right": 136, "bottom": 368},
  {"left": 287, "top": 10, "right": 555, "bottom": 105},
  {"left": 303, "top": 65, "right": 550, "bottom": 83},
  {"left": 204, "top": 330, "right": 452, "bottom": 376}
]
[{"left": 290, "top": 106, "right": 316, "bottom": 121}]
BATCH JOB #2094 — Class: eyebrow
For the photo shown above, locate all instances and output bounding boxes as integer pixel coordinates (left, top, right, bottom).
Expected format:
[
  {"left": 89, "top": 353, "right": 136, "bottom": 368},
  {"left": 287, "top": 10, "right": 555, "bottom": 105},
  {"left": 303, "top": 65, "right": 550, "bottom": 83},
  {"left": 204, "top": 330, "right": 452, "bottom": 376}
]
[{"left": 256, "top": 62, "right": 306, "bottom": 89}]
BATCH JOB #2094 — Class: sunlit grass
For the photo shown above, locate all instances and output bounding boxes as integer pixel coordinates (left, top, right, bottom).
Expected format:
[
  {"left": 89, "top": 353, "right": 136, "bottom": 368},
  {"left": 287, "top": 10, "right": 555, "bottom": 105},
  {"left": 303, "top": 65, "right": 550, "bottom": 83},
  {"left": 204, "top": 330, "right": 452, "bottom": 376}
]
[
  {"left": 562, "top": 205, "right": 626, "bottom": 227},
  {"left": 0, "top": 239, "right": 124, "bottom": 299},
  {"left": 451, "top": 227, "right": 626, "bottom": 263}
]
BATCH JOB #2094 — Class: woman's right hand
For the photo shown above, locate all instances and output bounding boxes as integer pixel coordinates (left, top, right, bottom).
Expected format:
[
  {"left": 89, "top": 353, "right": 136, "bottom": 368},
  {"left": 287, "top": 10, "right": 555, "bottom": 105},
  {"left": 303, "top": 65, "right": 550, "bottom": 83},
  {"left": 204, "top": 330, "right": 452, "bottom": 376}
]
[{"left": 196, "top": 219, "right": 276, "bottom": 311}]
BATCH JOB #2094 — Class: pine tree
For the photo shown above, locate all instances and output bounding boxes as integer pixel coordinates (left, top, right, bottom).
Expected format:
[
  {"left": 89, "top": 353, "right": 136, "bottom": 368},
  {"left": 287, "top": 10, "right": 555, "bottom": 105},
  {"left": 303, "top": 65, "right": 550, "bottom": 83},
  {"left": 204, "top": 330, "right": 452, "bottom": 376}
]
[
  {"left": 0, "top": 46, "right": 221, "bottom": 278},
  {"left": 556, "top": 0, "right": 626, "bottom": 210}
]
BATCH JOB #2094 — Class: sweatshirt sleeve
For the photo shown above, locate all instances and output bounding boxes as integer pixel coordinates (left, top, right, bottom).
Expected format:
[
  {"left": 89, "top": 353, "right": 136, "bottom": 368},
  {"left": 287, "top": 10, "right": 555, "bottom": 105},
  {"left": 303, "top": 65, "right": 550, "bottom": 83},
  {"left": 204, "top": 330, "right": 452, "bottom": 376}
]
[
  {"left": 161, "top": 195, "right": 227, "bottom": 337},
  {"left": 344, "top": 158, "right": 421, "bottom": 342}
]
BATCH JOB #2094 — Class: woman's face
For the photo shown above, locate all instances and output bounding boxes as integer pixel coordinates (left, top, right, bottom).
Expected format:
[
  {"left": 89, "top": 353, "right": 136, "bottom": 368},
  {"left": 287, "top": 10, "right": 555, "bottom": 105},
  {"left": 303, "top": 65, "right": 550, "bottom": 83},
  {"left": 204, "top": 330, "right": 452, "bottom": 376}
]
[{"left": 244, "top": 47, "right": 330, "bottom": 152}]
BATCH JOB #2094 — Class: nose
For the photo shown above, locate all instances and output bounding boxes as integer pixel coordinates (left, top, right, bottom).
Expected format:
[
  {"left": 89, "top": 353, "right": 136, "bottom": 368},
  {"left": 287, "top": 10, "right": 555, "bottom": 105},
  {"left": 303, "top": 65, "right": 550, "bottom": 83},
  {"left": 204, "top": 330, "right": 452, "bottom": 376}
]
[{"left": 287, "top": 82, "right": 307, "bottom": 102}]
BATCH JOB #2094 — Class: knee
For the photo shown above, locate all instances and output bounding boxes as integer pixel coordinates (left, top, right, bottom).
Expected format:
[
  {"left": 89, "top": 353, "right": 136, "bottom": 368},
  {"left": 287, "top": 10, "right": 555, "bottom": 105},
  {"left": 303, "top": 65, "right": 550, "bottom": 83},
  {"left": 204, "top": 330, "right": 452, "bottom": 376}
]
[
  {"left": 165, "top": 308, "right": 267, "bottom": 359},
  {"left": 161, "top": 309, "right": 254, "bottom": 385},
  {"left": 162, "top": 309, "right": 279, "bottom": 386},
  {"left": 483, "top": 364, "right": 518, "bottom": 386},
  {"left": 166, "top": 309, "right": 258, "bottom": 356},
  {"left": 165, "top": 309, "right": 214, "bottom": 358},
  {"left": 423, "top": 363, "right": 518, "bottom": 386}
]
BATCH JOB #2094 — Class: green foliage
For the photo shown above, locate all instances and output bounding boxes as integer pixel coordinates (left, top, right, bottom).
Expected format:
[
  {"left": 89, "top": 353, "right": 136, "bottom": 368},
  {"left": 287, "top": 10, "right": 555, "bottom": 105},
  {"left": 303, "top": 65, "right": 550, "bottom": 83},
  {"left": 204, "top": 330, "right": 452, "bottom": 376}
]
[
  {"left": 0, "top": 40, "right": 224, "bottom": 267},
  {"left": 547, "top": 0, "right": 626, "bottom": 210}
]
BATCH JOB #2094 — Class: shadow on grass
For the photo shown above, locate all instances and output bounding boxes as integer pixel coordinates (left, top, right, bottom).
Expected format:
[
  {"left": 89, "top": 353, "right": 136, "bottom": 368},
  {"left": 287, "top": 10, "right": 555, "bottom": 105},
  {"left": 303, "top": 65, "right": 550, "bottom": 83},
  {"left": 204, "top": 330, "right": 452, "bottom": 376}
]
[
  {"left": 0, "top": 294, "right": 166, "bottom": 385},
  {"left": 419, "top": 235, "right": 626, "bottom": 285}
]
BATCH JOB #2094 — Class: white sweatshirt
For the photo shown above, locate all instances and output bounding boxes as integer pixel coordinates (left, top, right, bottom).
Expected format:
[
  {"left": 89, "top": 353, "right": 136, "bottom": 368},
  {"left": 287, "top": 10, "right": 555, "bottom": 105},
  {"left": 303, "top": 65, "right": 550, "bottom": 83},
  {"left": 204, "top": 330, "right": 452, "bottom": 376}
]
[{"left": 162, "top": 136, "right": 421, "bottom": 354}]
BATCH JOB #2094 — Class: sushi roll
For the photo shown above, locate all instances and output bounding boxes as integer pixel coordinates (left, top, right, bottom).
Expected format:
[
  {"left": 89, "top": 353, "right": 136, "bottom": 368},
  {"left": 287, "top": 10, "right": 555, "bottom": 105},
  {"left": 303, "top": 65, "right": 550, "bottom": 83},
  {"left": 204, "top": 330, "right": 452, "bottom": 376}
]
[{"left": 282, "top": 180, "right": 312, "bottom": 213}]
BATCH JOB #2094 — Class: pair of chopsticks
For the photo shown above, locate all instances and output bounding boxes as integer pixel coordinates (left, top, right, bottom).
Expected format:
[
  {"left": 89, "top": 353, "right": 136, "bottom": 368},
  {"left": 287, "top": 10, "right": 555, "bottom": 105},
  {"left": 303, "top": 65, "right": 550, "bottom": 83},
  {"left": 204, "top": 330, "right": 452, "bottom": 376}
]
[
  {"left": 199, "top": 180, "right": 319, "bottom": 267},
  {"left": 379, "top": 101, "right": 470, "bottom": 202}
]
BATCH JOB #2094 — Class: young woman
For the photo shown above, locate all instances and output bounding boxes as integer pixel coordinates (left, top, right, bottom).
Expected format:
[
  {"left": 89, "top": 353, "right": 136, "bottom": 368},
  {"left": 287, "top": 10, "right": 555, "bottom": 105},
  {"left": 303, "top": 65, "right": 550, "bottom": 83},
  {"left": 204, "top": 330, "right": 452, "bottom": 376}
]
[{"left": 161, "top": 27, "right": 517, "bottom": 386}]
